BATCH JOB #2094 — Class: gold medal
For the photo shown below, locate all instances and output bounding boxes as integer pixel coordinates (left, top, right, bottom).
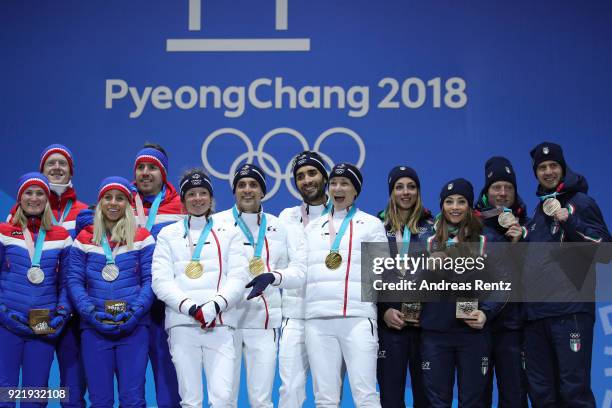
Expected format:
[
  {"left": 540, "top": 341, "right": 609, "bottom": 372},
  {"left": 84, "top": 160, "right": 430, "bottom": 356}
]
[
  {"left": 249, "top": 257, "right": 265, "bottom": 276},
  {"left": 543, "top": 198, "right": 561, "bottom": 216},
  {"left": 325, "top": 252, "right": 343, "bottom": 270},
  {"left": 184, "top": 261, "right": 203, "bottom": 279},
  {"left": 497, "top": 211, "right": 517, "bottom": 229}
]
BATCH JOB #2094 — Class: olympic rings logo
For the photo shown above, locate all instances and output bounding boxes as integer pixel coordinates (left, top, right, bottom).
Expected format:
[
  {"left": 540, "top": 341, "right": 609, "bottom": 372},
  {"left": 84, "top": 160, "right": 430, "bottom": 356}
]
[{"left": 201, "top": 127, "right": 366, "bottom": 200}]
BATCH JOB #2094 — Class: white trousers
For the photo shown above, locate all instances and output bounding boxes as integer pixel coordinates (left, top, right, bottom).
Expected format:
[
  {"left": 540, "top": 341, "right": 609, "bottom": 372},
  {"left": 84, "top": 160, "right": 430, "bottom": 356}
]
[
  {"left": 231, "top": 328, "right": 278, "bottom": 408},
  {"left": 278, "top": 318, "right": 309, "bottom": 408},
  {"left": 168, "top": 325, "right": 236, "bottom": 408},
  {"left": 305, "top": 317, "right": 381, "bottom": 408}
]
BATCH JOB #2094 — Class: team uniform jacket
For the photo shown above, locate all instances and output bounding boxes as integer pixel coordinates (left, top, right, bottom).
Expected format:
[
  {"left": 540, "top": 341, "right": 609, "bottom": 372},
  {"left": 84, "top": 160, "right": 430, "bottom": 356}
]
[
  {"left": 151, "top": 214, "right": 250, "bottom": 329},
  {"left": 278, "top": 204, "right": 328, "bottom": 319},
  {"left": 215, "top": 209, "right": 306, "bottom": 329},
  {"left": 475, "top": 194, "right": 529, "bottom": 331},
  {"left": 419, "top": 227, "right": 502, "bottom": 332},
  {"left": 522, "top": 168, "right": 611, "bottom": 320},
  {"left": 7, "top": 187, "right": 88, "bottom": 239},
  {"left": 0, "top": 219, "right": 72, "bottom": 325},
  {"left": 304, "top": 207, "right": 387, "bottom": 320},
  {"left": 132, "top": 182, "right": 184, "bottom": 239},
  {"left": 68, "top": 226, "right": 155, "bottom": 329}
]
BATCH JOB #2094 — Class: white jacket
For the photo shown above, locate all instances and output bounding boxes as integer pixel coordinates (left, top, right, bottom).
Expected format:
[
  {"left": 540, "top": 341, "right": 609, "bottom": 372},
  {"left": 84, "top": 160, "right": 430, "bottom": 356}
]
[
  {"left": 278, "top": 202, "right": 329, "bottom": 319},
  {"left": 304, "top": 207, "right": 387, "bottom": 320},
  {"left": 151, "top": 214, "right": 249, "bottom": 330},
  {"left": 216, "top": 208, "right": 307, "bottom": 329}
]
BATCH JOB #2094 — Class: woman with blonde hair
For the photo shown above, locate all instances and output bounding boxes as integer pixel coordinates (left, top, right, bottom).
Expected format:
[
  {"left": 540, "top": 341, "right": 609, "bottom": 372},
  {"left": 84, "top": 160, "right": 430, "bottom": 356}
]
[
  {"left": 377, "top": 166, "right": 433, "bottom": 407},
  {"left": 68, "top": 177, "right": 154, "bottom": 408},
  {"left": 0, "top": 172, "right": 73, "bottom": 399}
]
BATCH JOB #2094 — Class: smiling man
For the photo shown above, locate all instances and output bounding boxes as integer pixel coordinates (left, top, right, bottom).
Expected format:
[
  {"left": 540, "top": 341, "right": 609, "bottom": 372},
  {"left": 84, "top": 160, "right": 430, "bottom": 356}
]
[
  {"left": 38, "top": 144, "right": 89, "bottom": 408},
  {"left": 216, "top": 163, "right": 306, "bottom": 408},
  {"left": 522, "top": 142, "right": 611, "bottom": 407},
  {"left": 277, "top": 151, "right": 329, "bottom": 408},
  {"left": 132, "top": 143, "right": 184, "bottom": 408}
]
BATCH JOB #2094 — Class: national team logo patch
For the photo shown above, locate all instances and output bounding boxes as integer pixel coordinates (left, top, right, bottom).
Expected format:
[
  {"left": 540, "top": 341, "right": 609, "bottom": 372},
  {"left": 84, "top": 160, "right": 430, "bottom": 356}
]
[
  {"left": 421, "top": 361, "right": 431, "bottom": 370},
  {"left": 570, "top": 332, "right": 581, "bottom": 352},
  {"left": 543, "top": 146, "right": 550, "bottom": 154},
  {"left": 481, "top": 357, "right": 489, "bottom": 375},
  {"left": 378, "top": 350, "right": 387, "bottom": 359}
]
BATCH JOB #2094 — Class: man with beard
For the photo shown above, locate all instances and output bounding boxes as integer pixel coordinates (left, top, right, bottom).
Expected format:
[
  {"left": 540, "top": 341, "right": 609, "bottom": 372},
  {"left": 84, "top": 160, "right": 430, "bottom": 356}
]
[
  {"left": 132, "top": 143, "right": 184, "bottom": 408},
  {"left": 277, "top": 151, "right": 330, "bottom": 408}
]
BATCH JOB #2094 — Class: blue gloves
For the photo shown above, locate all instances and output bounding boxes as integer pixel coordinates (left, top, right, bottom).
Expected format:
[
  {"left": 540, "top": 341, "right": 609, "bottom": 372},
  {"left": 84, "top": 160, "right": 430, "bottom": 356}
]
[
  {"left": 246, "top": 273, "right": 276, "bottom": 300},
  {"left": 1, "top": 309, "right": 33, "bottom": 337},
  {"left": 88, "top": 312, "right": 120, "bottom": 334},
  {"left": 75, "top": 208, "right": 94, "bottom": 236}
]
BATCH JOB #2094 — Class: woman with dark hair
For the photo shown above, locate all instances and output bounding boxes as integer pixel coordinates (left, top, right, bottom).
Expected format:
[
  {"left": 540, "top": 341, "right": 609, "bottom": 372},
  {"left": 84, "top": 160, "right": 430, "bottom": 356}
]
[
  {"left": 376, "top": 166, "right": 433, "bottom": 408},
  {"left": 0, "top": 173, "right": 72, "bottom": 402},
  {"left": 152, "top": 168, "right": 249, "bottom": 408},
  {"left": 68, "top": 177, "right": 154, "bottom": 408},
  {"left": 419, "top": 178, "right": 500, "bottom": 407}
]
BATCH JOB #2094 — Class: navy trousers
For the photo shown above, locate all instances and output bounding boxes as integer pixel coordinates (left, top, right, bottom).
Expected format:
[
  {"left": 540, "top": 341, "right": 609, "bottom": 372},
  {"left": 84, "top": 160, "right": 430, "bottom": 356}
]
[
  {"left": 377, "top": 325, "right": 429, "bottom": 407},
  {"left": 483, "top": 329, "right": 528, "bottom": 408},
  {"left": 421, "top": 331, "right": 491, "bottom": 408},
  {"left": 524, "top": 313, "right": 595, "bottom": 408}
]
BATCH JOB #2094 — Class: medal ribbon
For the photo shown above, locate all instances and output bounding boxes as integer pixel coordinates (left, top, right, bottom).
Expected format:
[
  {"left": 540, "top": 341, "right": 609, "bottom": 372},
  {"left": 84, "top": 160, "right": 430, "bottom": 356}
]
[
  {"left": 183, "top": 216, "right": 214, "bottom": 262},
  {"left": 101, "top": 234, "right": 121, "bottom": 265},
  {"left": 232, "top": 205, "right": 267, "bottom": 259},
  {"left": 135, "top": 185, "right": 166, "bottom": 231},
  {"left": 538, "top": 191, "right": 559, "bottom": 202},
  {"left": 328, "top": 205, "right": 357, "bottom": 252},
  {"left": 50, "top": 200, "right": 73, "bottom": 226},
  {"left": 395, "top": 226, "right": 411, "bottom": 256},
  {"left": 22, "top": 226, "right": 47, "bottom": 267}
]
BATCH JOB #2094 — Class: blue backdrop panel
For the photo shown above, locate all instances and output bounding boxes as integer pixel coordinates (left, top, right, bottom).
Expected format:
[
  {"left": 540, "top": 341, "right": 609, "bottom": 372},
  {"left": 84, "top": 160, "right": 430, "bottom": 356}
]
[{"left": 1, "top": 1, "right": 612, "bottom": 406}]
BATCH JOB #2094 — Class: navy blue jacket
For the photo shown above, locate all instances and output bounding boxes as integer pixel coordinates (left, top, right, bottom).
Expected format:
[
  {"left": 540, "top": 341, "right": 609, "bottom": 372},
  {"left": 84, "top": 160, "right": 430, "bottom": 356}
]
[
  {"left": 418, "top": 224, "right": 503, "bottom": 333},
  {"left": 522, "top": 168, "right": 611, "bottom": 320},
  {"left": 475, "top": 192, "right": 528, "bottom": 331},
  {"left": 376, "top": 210, "right": 435, "bottom": 323}
]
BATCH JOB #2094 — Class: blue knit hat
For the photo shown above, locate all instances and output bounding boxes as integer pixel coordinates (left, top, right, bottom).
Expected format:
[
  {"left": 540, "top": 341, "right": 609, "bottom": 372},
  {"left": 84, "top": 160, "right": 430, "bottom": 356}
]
[
  {"left": 440, "top": 178, "right": 474, "bottom": 208},
  {"left": 39, "top": 144, "right": 74, "bottom": 175},
  {"left": 179, "top": 170, "right": 214, "bottom": 199},
  {"left": 17, "top": 172, "right": 50, "bottom": 202},
  {"left": 530, "top": 142, "right": 566, "bottom": 176},
  {"left": 134, "top": 147, "right": 169, "bottom": 183},
  {"left": 291, "top": 151, "right": 329, "bottom": 187},
  {"left": 388, "top": 166, "right": 420, "bottom": 195},
  {"left": 483, "top": 156, "right": 517, "bottom": 192},
  {"left": 98, "top": 176, "right": 135, "bottom": 204},
  {"left": 330, "top": 163, "right": 363, "bottom": 196},
  {"left": 232, "top": 163, "right": 267, "bottom": 195}
]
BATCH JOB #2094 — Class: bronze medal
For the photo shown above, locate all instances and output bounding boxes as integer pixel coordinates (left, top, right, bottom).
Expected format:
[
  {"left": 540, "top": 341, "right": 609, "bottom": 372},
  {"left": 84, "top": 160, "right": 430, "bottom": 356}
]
[
  {"left": 325, "top": 252, "right": 343, "bottom": 270},
  {"left": 249, "top": 257, "right": 265, "bottom": 276},
  {"left": 543, "top": 198, "right": 561, "bottom": 217},
  {"left": 27, "top": 267, "right": 45, "bottom": 285},
  {"left": 498, "top": 211, "right": 517, "bottom": 229},
  {"left": 185, "top": 261, "right": 204, "bottom": 279},
  {"left": 102, "top": 264, "right": 120, "bottom": 282}
]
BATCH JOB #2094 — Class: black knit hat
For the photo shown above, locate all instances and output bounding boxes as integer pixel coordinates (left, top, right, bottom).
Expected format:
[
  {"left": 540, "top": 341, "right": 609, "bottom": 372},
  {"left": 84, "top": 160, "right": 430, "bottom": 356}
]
[
  {"left": 232, "top": 163, "right": 267, "bottom": 195},
  {"left": 179, "top": 169, "right": 213, "bottom": 200},
  {"left": 483, "top": 156, "right": 517, "bottom": 192},
  {"left": 291, "top": 151, "right": 328, "bottom": 187},
  {"left": 530, "top": 142, "right": 566, "bottom": 176},
  {"left": 440, "top": 178, "right": 474, "bottom": 208},
  {"left": 330, "top": 163, "right": 363, "bottom": 196},
  {"left": 388, "top": 166, "right": 420, "bottom": 195}
]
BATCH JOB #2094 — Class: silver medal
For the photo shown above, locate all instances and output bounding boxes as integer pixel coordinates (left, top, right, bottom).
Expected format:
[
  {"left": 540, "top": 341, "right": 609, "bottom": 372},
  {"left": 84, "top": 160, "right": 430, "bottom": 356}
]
[
  {"left": 498, "top": 211, "right": 517, "bottom": 229},
  {"left": 27, "top": 267, "right": 45, "bottom": 284},
  {"left": 102, "top": 264, "right": 120, "bottom": 282}
]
